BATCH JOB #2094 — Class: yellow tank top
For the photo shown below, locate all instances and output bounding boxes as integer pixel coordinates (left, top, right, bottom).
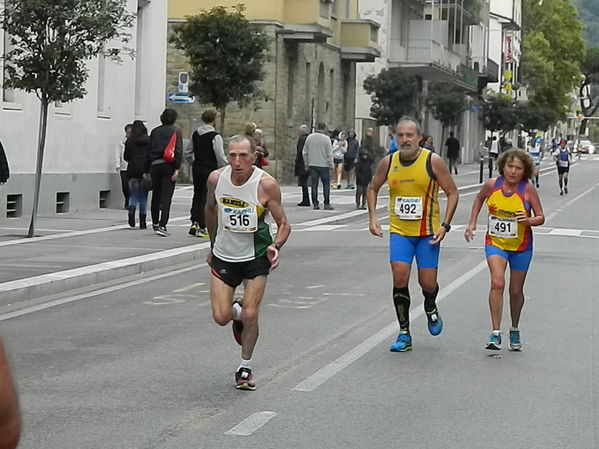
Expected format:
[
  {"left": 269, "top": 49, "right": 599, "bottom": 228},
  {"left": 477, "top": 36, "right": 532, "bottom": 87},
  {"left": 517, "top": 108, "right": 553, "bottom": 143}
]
[
  {"left": 485, "top": 177, "right": 532, "bottom": 251},
  {"left": 388, "top": 149, "right": 439, "bottom": 236}
]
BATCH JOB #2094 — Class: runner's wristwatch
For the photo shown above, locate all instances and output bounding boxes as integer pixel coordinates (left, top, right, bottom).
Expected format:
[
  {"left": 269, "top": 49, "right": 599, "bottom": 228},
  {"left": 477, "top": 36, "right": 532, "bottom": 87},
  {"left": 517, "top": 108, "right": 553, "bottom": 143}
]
[{"left": 441, "top": 222, "right": 451, "bottom": 232}]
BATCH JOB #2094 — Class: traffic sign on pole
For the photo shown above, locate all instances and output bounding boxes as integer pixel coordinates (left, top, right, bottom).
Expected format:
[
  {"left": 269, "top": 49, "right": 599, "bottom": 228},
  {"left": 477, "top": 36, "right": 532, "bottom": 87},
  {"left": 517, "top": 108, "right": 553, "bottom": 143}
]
[
  {"left": 178, "top": 72, "right": 189, "bottom": 93},
  {"left": 167, "top": 93, "right": 195, "bottom": 104}
]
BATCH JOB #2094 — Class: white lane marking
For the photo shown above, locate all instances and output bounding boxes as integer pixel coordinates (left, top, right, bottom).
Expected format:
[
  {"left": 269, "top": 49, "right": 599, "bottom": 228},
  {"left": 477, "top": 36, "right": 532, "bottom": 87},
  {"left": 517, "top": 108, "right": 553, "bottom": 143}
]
[
  {"left": 548, "top": 228, "right": 582, "bottom": 236},
  {"left": 306, "top": 285, "right": 324, "bottom": 289},
  {"left": 292, "top": 260, "right": 488, "bottom": 392},
  {"left": 0, "top": 215, "right": 190, "bottom": 247},
  {"left": 225, "top": 411, "right": 278, "bottom": 436},
  {"left": 546, "top": 183, "right": 599, "bottom": 222},
  {"left": 0, "top": 227, "right": 75, "bottom": 232},
  {"left": 297, "top": 206, "right": 386, "bottom": 227},
  {"left": 296, "top": 225, "right": 346, "bottom": 232},
  {"left": 0, "top": 264, "right": 206, "bottom": 321},
  {"left": 0, "top": 242, "right": 210, "bottom": 294}
]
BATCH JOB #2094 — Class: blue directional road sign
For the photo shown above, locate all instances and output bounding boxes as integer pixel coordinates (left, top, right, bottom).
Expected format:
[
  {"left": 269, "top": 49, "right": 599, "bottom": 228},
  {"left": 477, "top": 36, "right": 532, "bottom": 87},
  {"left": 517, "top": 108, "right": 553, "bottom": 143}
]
[{"left": 167, "top": 93, "right": 195, "bottom": 104}]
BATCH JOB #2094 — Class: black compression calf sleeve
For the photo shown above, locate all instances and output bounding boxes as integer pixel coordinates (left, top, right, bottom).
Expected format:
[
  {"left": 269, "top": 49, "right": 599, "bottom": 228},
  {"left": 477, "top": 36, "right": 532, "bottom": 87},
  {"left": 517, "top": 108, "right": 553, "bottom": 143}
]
[
  {"left": 423, "top": 284, "right": 440, "bottom": 315},
  {"left": 393, "top": 287, "right": 411, "bottom": 333}
]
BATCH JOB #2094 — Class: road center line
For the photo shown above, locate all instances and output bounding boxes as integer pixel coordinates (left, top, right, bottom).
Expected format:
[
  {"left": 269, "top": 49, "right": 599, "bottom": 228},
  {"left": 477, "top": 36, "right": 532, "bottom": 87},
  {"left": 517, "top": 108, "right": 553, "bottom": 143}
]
[
  {"left": 224, "top": 411, "right": 278, "bottom": 436},
  {"left": 291, "top": 260, "right": 487, "bottom": 392}
]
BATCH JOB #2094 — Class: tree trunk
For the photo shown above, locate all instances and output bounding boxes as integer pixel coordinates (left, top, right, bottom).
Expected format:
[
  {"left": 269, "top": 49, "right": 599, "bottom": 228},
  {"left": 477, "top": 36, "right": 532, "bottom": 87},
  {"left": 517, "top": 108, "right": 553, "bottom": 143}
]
[
  {"left": 27, "top": 97, "right": 49, "bottom": 238},
  {"left": 219, "top": 105, "right": 226, "bottom": 137}
]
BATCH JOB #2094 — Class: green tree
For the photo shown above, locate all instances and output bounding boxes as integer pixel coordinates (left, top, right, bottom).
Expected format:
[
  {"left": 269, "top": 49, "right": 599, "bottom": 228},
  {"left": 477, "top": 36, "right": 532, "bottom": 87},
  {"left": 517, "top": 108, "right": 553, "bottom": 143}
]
[
  {"left": 578, "top": 47, "right": 599, "bottom": 134},
  {"left": 482, "top": 93, "right": 518, "bottom": 136},
  {"left": 521, "top": 0, "right": 585, "bottom": 118},
  {"left": 170, "top": 5, "right": 269, "bottom": 133},
  {"left": 0, "top": 0, "right": 133, "bottom": 238},
  {"left": 425, "top": 82, "right": 467, "bottom": 156},
  {"left": 516, "top": 102, "right": 559, "bottom": 134},
  {"left": 363, "top": 68, "right": 421, "bottom": 126}
]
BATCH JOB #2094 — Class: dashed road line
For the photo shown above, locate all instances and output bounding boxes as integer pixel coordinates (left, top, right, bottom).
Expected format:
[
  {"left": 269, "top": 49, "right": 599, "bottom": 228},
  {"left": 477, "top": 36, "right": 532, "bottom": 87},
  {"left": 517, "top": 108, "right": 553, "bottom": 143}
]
[{"left": 225, "top": 411, "right": 278, "bottom": 436}]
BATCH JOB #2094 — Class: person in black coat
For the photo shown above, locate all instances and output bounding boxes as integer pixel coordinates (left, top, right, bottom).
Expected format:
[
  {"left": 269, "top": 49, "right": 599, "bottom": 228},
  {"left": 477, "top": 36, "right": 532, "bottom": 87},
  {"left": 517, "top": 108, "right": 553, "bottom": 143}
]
[
  {"left": 294, "top": 124, "right": 310, "bottom": 206},
  {"left": 124, "top": 120, "right": 150, "bottom": 229},
  {"left": 0, "top": 138, "right": 9, "bottom": 185},
  {"left": 148, "top": 108, "right": 183, "bottom": 236},
  {"left": 355, "top": 149, "right": 373, "bottom": 209}
]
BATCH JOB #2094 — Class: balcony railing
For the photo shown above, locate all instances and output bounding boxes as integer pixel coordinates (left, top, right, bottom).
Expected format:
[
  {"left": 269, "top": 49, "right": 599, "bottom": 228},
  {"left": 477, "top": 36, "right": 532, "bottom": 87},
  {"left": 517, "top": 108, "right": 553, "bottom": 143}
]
[{"left": 407, "top": 39, "right": 461, "bottom": 72}]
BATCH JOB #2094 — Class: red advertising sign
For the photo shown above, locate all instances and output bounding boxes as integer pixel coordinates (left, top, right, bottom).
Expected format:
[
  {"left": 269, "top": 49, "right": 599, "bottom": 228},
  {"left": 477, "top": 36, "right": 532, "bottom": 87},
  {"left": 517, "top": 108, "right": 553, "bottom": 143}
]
[{"left": 505, "top": 35, "right": 513, "bottom": 63}]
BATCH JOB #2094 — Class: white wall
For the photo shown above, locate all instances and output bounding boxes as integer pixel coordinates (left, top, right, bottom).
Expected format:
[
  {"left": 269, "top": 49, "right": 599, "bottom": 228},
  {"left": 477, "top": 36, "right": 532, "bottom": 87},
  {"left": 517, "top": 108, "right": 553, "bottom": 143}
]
[{"left": 0, "top": 0, "right": 167, "bottom": 213}]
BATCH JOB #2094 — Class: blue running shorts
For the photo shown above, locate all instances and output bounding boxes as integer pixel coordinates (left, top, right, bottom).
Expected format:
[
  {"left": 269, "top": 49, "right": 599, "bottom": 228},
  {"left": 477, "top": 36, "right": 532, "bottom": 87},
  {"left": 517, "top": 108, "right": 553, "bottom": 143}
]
[
  {"left": 390, "top": 233, "right": 440, "bottom": 268},
  {"left": 485, "top": 245, "right": 533, "bottom": 272}
]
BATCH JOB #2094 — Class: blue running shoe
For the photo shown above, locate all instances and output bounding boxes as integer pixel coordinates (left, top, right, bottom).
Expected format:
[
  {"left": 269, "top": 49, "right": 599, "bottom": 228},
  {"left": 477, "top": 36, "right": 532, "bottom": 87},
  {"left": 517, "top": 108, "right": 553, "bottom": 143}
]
[
  {"left": 390, "top": 333, "right": 412, "bottom": 352},
  {"left": 426, "top": 310, "right": 443, "bottom": 336},
  {"left": 485, "top": 332, "right": 502, "bottom": 350},
  {"left": 509, "top": 329, "right": 522, "bottom": 351}
]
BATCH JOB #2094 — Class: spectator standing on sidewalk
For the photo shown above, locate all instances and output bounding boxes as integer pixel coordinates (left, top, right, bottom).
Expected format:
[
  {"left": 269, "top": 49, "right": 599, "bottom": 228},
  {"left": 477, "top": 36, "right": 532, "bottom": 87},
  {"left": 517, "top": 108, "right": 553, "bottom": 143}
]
[
  {"left": 344, "top": 130, "right": 359, "bottom": 189},
  {"left": 184, "top": 108, "right": 226, "bottom": 238},
  {"left": 253, "top": 129, "right": 270, "bottom": 168},
  {"left": 116, "top": 124, "right": 132, "bottom": 209},
  {"left": 445, "top": 131, "right": 460, "bottom": 175},
  {"left": 302, "top": 122, "right": 334, "bottom": 210},
  {"left": 124, "top": 120, "right": 150, "bottom": 229},
  {"left": 355, "top": 148, "right": 373, "bottom": 209},
  {"left": 294, "top": 124, "right": 311, "bottom": 206},
  {"left": 148, "top": 108, "right": 183, "bottom": 237},
  {"left": 332, "top": 131, "right": 347, "bottom": 190},
  {"left": 0, "top": 138, "right": 9, "bottom": 186}
]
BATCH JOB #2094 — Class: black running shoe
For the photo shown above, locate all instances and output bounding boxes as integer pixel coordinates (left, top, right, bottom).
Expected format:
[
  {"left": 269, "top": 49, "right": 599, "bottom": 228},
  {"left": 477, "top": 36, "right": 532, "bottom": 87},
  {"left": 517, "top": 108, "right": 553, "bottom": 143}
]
[{"left": 235, "top": 367, "right": 256, "bottom": 391}]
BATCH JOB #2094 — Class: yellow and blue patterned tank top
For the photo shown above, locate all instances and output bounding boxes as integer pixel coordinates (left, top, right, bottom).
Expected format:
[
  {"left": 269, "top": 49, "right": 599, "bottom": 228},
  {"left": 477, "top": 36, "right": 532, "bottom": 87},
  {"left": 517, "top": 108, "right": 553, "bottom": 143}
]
[
  {"left": 485, "top": 177, "right": 532, "bottom": 251},
  {"left": 387, "top": 148, "right": 439, "bottom": 236}
]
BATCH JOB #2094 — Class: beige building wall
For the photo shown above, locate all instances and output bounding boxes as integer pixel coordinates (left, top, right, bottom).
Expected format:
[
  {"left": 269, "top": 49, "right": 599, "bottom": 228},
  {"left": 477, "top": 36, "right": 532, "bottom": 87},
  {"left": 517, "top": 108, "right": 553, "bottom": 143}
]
[{"left": 167, "top": 4, "right": 363, "bottom": 183}]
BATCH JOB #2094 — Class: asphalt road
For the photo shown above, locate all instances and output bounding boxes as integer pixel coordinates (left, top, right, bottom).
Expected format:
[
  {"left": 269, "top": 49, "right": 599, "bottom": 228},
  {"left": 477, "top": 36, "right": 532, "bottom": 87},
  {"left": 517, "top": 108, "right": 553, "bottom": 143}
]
[{"left": 2, "top": 156, "right": 599, "bottom": 449}]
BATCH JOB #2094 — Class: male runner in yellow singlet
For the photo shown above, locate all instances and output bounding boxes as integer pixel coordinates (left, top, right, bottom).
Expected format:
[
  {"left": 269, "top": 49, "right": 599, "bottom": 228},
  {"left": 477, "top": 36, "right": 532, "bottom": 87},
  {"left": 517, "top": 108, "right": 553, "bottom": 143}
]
[{"left": 368, "top": 117, "right": 458, "bottom": 352}]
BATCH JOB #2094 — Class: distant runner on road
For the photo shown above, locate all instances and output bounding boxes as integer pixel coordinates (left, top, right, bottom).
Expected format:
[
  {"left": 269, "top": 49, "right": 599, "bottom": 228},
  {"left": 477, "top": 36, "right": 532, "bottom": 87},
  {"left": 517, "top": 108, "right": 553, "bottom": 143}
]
[
  {"left": 465, "top": 148, "right": 545, "bottom": 351},
  {"left": 554, "top": 139, "right": 571, "bottom": 196},
  {"left": 206, "top": 135, "right": 291, "bottom": 391},
  {"left": 368, "top": 117, "right": 458, "bottom": 352}
]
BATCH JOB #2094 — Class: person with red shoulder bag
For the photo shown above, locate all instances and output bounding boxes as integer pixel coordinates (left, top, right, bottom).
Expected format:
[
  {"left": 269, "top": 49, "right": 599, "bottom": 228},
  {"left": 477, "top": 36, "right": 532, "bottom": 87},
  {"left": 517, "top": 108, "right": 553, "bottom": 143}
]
[{"left": 148, "top": 108, "right": 183, "bottom": 236}]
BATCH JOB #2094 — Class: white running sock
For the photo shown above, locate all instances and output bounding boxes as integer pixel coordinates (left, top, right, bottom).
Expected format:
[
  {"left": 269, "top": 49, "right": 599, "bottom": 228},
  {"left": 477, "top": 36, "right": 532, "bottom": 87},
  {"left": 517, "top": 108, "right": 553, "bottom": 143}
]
[
  {"left": 493, "top": 330, "right": 501, "bottom": 335},
  {"left": 238, "top": 358, "right": 252, "bottom": 371},
  {"left": 510, "top": 327, "right": 519, "bottom": 332},
  {"left": 232, "top": 302, "right": 242, "bottom": 321}
]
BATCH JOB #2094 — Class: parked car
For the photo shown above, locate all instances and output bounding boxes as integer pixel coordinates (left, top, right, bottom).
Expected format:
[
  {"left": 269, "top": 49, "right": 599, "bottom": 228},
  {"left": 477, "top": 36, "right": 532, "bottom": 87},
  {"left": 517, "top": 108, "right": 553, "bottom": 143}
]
[{"left": 578, "top": 139, "right": 596, "bottom": 154}]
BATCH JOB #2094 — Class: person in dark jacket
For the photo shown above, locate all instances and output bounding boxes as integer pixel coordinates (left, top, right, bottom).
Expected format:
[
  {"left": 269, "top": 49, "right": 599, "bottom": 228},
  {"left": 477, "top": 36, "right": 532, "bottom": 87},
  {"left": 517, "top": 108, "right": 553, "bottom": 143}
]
[
  {"left": 184, "top": 109, "right": 226, "bottom": 238},
  {"left": 0, "top": 138, "right": 9, "bottom": 185},
  {"left": 294, "top": 124, "right": 310, "bottom": 206},
  {"left": 344, "top": 130, "right": 359, "bottom": 189},
  {"left": 148, "top": 108, "right": 183, "bottom": 237},
  {"left": 124, "top": 120, "right": 150, "bottom": 229},
  {"left": 355, "top": 149, "right": 373, "bottom": 209}
]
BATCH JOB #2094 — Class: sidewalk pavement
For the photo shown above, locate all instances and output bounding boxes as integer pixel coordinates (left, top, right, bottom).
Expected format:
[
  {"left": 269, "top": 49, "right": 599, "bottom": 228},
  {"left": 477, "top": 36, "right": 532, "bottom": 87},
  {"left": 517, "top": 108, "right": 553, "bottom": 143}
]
[{"left": 0, "top": 158, "right": 559, "bottom": 305}]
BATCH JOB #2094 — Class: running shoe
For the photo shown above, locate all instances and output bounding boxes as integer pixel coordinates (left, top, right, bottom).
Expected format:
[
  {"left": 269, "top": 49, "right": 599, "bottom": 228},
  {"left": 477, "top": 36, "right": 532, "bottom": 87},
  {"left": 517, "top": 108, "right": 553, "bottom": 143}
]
[
  {"left": 196, "top": 227, "right": 209, "bottom": 238},
  {"left": 485, "top": 332, "right": 502, "bottom": 350},
  {"left": 152, "top": 223, "right": 160, "bottom": 232},
  {"left": 390, "top": 333, "right": 412, "bottom": 352},
  {"left": 188, "top": 222, "right": 197, "bottom": 236},
  {"left": 156, "top": 226, "right": 168, "bottom": 237},
  {"left": 232, "top": 299, "right": 243, "bottom": 346},
  {"left": 560, "top": 190, "right": 563, "bottom": 196},
  {"left": 509, "top": 329, "right": 523, "bottom": 351},
  {"left": 324, "top": 204, "right": 334, "bottom": 210},
  {"left": 564, "top": 187, "right": 568, "bottom": 194},
  {"left": 313, "top": 205, "right": 320, "bottom": 210},
  {"left": 235, "top": 367, "right": 256, "bottom": 391},
  {"left": 426, "top": 310, "right": 443, "bottom": 336}
]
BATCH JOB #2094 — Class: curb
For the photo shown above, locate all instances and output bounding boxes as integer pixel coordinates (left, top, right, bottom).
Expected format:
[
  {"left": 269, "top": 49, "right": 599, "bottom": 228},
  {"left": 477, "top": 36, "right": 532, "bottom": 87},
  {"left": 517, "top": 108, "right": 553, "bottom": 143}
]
[{"left": 0, "top": 242, "right": 211, "bottom": 306}]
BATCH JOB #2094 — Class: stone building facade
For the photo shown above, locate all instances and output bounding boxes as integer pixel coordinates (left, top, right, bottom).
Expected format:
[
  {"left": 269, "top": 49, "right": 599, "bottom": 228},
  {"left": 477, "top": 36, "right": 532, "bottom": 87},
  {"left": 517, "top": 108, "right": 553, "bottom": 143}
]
[{"left": 167, "top": 0, "right": 378, "bottom": 183}]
